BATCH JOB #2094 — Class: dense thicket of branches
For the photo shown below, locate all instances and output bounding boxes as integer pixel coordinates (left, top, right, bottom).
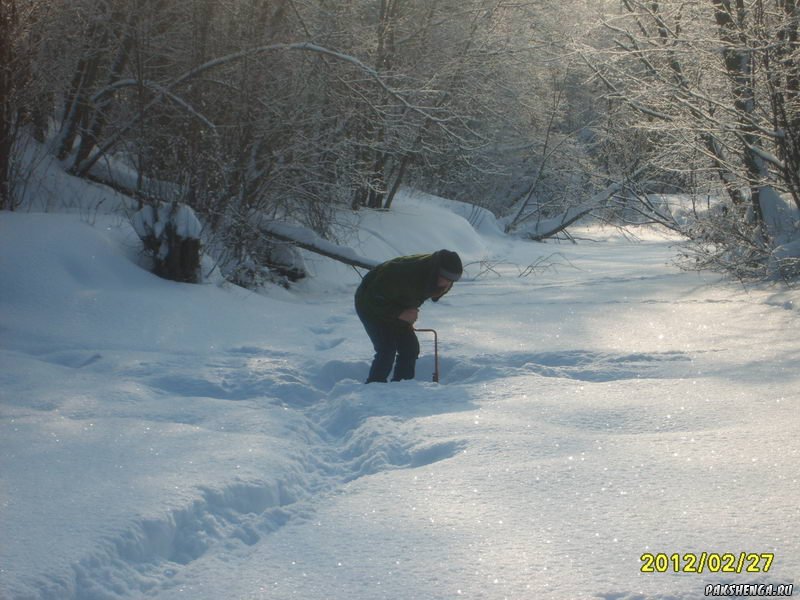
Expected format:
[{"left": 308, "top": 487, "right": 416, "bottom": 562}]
[
  {"left": 580, "top": 0, "right": 800, "bottom": 279},
  {"left": 2, "top": 0, "right": 799, "bottom": 283},
  {"left": 2, "top": 0, "right": 601, "bottom": 283}
]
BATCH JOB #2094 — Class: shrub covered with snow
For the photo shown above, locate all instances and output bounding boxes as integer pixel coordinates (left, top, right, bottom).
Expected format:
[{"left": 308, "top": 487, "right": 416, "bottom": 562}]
[
  {"left": 132, "top": 202, "right": 203, "bottom": 283},
  {"left": 678, "top": 187, "right": 800, "bottom": 280}
]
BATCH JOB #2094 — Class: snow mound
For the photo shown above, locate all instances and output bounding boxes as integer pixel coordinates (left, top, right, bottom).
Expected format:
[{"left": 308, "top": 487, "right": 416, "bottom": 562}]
[
  {"left": 299, "top": 189, "right": 493, "bottom": 293},
  {"left": 0, "top": 212, "right": 316, "bottom": 353}
]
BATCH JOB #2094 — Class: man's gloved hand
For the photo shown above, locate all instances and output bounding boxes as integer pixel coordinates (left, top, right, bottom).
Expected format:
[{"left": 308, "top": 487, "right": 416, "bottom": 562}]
[{"left": 397, "top": 308, "right": 419, "bottom": 324}]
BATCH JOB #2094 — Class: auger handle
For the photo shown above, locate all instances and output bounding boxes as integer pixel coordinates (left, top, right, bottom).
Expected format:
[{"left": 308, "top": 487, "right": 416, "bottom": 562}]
[{"left": 414, "top": 328, "right": 439, "bottom": 383}]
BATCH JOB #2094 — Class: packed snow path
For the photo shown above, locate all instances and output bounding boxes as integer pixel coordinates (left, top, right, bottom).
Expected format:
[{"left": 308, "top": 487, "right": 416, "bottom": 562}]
[{"left": 1, "top": 211, "right": 798, "bottom": 600}]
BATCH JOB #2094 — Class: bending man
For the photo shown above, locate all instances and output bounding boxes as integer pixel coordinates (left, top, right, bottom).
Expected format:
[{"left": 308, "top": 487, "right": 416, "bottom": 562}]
[{"left": 355, "top": 249, "right": 462, "bottom": 383}]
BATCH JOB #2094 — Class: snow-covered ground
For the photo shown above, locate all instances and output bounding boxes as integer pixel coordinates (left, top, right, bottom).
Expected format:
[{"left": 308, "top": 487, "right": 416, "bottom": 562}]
[{"left": 1, "top": 171, "right": 798, "bottom": 600}]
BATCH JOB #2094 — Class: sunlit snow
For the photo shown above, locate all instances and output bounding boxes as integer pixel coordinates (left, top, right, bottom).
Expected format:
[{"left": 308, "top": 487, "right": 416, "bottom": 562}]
[{"left": 1, "top": 164, "right": 798, "bottom": 600}]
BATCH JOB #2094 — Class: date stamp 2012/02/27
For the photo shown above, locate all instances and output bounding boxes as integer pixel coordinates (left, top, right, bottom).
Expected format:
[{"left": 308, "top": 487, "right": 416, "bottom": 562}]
[{"left": 640, "top": 552, "right": 774, "bottom": 574}]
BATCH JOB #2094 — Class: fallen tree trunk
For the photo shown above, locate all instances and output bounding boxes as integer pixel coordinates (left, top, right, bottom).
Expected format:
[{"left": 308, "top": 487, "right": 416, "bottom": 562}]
[
  {"left": 87, "top": 166, "right": 377, "bottom": 273},
  {"left": 259, "top": 221, "right": 379, "bottom": 271}
]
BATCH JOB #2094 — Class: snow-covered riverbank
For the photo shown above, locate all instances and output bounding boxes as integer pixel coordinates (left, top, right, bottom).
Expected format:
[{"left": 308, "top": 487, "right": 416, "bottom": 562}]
[{"left": 1, "top": 187, "right": 798, "bottom": 599}]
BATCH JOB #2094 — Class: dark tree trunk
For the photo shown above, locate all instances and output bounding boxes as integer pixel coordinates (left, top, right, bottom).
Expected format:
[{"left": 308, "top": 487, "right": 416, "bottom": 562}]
[
  {"left": 71, "top": 8, "right": 137, "bottom": 172},
  {"left": 768, "top": 0, "right": 800, "bottom": 210},
  {"left": 57, "top": 19, "right": 108, "bottom": 161},
  {"left": 0, "top": 0, "right": 16, "bottom": 209},
  {"left": 713, "top": 0, "right": 765, "bottom": 223}
]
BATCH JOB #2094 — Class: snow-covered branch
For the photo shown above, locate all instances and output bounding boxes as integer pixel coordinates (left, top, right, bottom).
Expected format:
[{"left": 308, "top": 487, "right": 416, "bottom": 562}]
[
  {"left": 91, "top": 80, "right": 217, "bottom": 131},
  {"left": 520, "top": 167, "right": 649, "bottom": 241}
]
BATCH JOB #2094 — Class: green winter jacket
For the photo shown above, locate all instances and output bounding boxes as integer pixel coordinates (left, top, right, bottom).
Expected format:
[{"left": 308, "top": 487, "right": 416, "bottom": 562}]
[{"left": 355, "top": 252, "right": 449, "bottom": 324}]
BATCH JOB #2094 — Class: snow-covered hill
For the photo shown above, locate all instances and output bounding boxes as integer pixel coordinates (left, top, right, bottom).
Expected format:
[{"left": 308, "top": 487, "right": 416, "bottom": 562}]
[{"left": 1, "top": 173, "right": 798, "bottom": 599}]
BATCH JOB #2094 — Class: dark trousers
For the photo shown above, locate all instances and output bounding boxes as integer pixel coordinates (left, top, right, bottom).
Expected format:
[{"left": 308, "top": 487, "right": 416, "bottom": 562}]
[{"left": 356, "top": 307, "right": 420, "bottom": 383}]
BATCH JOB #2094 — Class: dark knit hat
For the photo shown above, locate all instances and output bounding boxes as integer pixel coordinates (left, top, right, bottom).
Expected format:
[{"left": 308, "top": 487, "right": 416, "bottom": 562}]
[{"left": 438, "top": 249, "right": 462, "bottom": 282}]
